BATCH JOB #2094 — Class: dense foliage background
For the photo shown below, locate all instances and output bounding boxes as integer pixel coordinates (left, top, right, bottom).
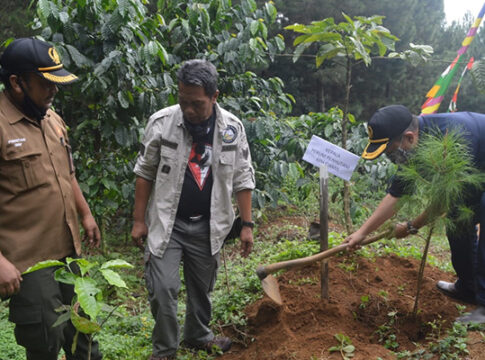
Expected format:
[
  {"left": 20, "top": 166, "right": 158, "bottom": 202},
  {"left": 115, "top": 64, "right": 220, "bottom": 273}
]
[
  {"left": 3, "top": 1, "right": 485, "bottom": 359},
  {"left": 1, "top": 0, "right": 485, "bottom": 236}
]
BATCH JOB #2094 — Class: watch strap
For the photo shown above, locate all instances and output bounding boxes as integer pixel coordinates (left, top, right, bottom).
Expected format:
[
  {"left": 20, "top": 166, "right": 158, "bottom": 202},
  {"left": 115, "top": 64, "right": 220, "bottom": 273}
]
[
  {"left": 241, "top": 220, "right": 254, "bottom": 229},
  {"left": 407, "top": 221, "right": 418, "bottom": 234}
]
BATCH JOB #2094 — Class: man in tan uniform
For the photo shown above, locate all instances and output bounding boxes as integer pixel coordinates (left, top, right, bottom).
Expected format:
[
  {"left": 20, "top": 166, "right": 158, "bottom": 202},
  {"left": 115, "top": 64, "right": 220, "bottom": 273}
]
[{"left": 0, "top": 38, "right": 102, "bottom": 359}]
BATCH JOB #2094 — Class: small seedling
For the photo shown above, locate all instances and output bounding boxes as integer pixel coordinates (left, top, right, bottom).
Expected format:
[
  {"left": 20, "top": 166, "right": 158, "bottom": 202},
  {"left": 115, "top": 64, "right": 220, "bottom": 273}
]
[
  {"left": 375, "top": 311, "right": 400, "bottom": 350},
  {"left": 338, "top": 259, "right": 357, "bottom": 273},
  {"left": 455, "top": 304, "right": 467, "bottom": 315},
  {"left": 329, "top": 333, "right": 355, "bottom": 360},
  {"left": 359, "top": 294, "right": 370, "bottom": 309},
  {"left": 425, "top": 316, "right": 445, "bottom": 342},
  {"left": 23, "top": 258, "right": 133, "bottom": 360},
  {"left": 378, "top": 290, "right": 389, "bottom": 301}
]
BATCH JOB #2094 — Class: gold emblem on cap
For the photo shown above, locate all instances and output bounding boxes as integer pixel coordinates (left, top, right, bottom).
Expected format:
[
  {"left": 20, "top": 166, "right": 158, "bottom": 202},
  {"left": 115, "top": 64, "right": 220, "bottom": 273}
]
[
  {"left": 367, "top": 125, "right": 374, "bottom": 139},
  {"left": 48, "top": 47, "right": 61, "bottom": 65}
]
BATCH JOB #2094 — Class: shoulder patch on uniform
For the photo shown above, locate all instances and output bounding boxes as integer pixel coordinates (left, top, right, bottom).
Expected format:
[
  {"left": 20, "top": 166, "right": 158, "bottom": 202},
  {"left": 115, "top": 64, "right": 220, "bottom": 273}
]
[{"left": 222, "top": 125, "right": 238, "bottom": 143}]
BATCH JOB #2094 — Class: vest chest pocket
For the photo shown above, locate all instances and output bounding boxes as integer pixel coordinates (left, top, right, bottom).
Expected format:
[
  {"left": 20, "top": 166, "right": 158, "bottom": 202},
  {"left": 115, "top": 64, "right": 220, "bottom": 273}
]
[
  {"left": 218, "top": 151, "right": 235, "bottom": 175},
  {"left": 0, "top": 150, "right": 47, "bottom": 194},
  {"left": 159, "top": 144, "right": 178, "bottom": 176}
]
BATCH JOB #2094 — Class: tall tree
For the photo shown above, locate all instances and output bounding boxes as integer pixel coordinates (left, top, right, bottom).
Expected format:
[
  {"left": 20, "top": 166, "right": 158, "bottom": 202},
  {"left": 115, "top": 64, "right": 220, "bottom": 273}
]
[
  {"left": 285, "top": 14, "right": 431, "bottom": 233},
  {"left": 264, "top": 0, "right": 447, "bottom": 118}
]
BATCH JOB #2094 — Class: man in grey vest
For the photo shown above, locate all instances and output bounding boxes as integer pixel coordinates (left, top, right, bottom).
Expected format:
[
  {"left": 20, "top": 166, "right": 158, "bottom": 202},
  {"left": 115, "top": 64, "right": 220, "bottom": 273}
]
[{"left": 131, "top": 59, "right": 255, "bottom": 359}]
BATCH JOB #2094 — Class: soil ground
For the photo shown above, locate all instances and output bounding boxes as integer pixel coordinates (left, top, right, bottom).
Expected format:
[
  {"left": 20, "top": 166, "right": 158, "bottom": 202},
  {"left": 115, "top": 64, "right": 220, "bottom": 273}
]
[{"left": 220, "top": 216, "right": 485, "bottom": 360}]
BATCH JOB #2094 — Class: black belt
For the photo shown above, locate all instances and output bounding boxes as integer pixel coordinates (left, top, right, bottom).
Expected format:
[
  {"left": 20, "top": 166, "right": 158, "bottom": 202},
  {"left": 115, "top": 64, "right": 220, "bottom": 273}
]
[{"left": 178, "top": 214, "right": 205, "bottom": 222}]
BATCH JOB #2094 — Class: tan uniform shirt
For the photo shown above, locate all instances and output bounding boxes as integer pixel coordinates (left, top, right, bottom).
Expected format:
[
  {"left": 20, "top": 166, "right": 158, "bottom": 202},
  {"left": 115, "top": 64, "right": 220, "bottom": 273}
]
[
  {"left": 134, "top": 103, "right": 255, "bottom": 258},
  {"left": 0, "top": 92, "right": 81, "bottom": 273}
]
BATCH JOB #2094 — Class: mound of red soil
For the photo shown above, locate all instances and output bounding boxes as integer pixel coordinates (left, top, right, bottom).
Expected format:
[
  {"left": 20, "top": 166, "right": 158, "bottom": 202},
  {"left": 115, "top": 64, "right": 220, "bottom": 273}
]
[{"left": 221, "top": 254, "right": 472, "bottom": 360}]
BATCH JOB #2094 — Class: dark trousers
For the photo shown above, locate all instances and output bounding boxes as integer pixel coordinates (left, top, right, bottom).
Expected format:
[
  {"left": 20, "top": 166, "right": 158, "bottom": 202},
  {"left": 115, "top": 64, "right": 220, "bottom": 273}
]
[
  {"left": 8, "top": 265, "right": 102, "bottom": 360},
  {"left": 145, "top": 217, "right": 219, "bottom": 358},
  {"left": 447, "top": 192, "right": 485, "bottom": 305}
]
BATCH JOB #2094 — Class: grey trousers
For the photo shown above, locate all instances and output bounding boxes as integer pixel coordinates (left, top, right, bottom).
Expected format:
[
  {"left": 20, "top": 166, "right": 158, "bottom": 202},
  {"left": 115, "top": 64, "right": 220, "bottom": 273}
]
[
  {"left": 8, "top": 265, "right": 102, "bottom": 360},
  {"left": 145, "top": 217, "right": 220, "bottom": 357}
]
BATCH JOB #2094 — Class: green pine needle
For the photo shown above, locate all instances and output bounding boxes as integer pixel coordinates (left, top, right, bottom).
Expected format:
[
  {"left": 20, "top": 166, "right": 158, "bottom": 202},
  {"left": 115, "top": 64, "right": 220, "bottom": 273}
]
[{"left": 397, "top": 128, "right": 485, "bottom": 231}]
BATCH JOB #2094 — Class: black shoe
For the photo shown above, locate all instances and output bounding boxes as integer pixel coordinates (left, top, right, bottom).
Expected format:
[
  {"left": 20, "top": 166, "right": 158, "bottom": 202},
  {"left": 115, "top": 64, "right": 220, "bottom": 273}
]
[
  {"left": 149, "top": 355, "right": 176, "bottom": 360},
  {"left": 457, "top": 306, "right": 485, "bottom": 323},
  {"left": 186, "top": 336, "right": 232, "bottom": 354},
  {"left": 436, "top": 280, "right": 477, "bottom": 305}
]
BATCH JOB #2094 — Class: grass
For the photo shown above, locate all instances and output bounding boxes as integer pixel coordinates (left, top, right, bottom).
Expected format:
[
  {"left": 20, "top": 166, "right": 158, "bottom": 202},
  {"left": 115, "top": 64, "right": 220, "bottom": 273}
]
[
  {"left": 0, "top": 207, "right": 461, "bottom": 359},
  {"left": 0, "top": 302, "right": 24, "bottom": 360}
]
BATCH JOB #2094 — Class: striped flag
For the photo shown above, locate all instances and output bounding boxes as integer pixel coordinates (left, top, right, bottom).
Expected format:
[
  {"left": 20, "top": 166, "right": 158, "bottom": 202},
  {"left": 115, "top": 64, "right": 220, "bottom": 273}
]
[
  {"left": 448, "top": 57, "right": 475, "bottom": 112},
  {"left": 421, "top": 3, "right": 485, "bottom": 114}
]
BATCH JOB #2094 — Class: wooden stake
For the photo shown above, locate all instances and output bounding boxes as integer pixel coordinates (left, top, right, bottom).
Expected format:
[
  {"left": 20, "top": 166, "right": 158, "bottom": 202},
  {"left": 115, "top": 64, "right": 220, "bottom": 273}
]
[{"left": 320, "top": 165, "right": 329, "bottom": 300}]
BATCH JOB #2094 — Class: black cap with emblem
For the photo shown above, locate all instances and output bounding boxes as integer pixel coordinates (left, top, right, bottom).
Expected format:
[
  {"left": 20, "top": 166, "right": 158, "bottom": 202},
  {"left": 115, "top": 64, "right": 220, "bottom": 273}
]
[
  {"left": 361, "top": 105, "right": 413, "bottom": 160},
  {"left": 0, "top": 38, "right": 78, "bottom": 84}
]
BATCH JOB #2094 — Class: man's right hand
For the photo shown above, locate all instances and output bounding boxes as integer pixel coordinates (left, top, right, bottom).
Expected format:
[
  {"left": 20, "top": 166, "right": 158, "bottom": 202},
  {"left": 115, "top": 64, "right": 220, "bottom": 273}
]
[
  {"left": 131, "top": 221, "right": 148, "bottom": 251},
  {"left": 344, "top": 231, "right": 367, "bottom": 251},
  {"left": 0, "top": 255, "right": 22, "bottom": 298}
]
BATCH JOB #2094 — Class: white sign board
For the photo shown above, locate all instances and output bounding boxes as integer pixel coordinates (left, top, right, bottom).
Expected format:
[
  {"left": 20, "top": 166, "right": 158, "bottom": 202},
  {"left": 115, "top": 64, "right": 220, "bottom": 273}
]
[{"left": 303, "top": 135, "right": 360, "bottom": 181}]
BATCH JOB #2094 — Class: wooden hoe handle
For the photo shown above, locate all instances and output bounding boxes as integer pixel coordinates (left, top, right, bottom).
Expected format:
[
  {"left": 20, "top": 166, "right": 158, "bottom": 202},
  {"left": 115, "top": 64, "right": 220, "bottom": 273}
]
[{"left": 256, "top": 230, "right": 391, "bottom": 280}]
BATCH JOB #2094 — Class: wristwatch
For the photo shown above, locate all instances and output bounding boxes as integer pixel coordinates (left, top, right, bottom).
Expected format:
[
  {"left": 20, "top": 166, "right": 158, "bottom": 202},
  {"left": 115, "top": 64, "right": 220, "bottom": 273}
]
[
  {"left": 241, "top": 220, "right": 255, "bottom": 229},
  {"left": 407, "top": 221, "right": 418, "bottom": 235}
]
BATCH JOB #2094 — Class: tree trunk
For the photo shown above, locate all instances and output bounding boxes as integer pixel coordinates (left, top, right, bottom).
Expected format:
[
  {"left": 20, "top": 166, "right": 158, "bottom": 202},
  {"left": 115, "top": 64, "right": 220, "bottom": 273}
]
[
  {"left": 412, "top": 226, "right": 434, "bottom": 317},
  {"left": 317, "top": 78, "right": 326, "bottom": 113},
  {"left": 342, "top": 57, "right": 353, "bottom": 234}
]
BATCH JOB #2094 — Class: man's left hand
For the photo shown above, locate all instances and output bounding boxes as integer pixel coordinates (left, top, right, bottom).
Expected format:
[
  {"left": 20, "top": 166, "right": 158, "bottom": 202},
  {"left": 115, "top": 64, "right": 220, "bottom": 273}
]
[
  {"left": 239, "top": 226, "right": 253, "bottom": 258},
  {"left": 81, "top": 214, "right": 101, "bottom": 248}
]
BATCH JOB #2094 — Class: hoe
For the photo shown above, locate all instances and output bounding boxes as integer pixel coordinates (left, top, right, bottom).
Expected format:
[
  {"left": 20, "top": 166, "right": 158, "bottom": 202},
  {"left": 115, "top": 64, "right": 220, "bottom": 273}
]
[{"left": 256, "top": 230, "right": 391, "bottom": 305}]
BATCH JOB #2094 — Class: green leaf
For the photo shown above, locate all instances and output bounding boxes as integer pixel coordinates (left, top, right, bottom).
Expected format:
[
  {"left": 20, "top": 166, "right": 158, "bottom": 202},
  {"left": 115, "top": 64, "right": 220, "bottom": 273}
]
[
  {"left": 66, "top": 45, "right": 91, "bottom": 67},
  {"left": 114, "top": 126, "right": 128, "bottom": 145},
  {"left": 274, "top": 35, "right": 285, "bottom": 51},
  {"left": 301, "top": 33, "right": 340, "bottom": 44},
  {"left": 292, "top": 43, "right": 310, "bottom": 63},
  {"left": 100, "top": 259, "right": 134, "bottom": 269},
  {"left": 250, "top": 20, "right": 259, "bottom": 36},
  {"left": 71, "top": 330, "right": 79, "bottom": 354},
  {"left": 74, "top": 278, "right": 101, "bottom": 321},
  {"left": 59, "top": 11, "right": 69, "bottom": 24},
  {"left": 70, "top": 307, "right": 101, "bottom": 334},
  {"left": 157, "top": 42, "right": 169, "bottom": 65},
  {"left": 37, "top": 0, "right": 50, "bottom": 20},
  {"left": 118, "top": 91, "right": 129, "bottom": 109},
  {"left": 100, "top": 269, "right": 127, "bottom": 288},
  {"left": 55, "top": 268, "right": 77, "bottom": 285},
  {"left": 265, "top": 2, "right": 277, "bottom": 22},
  {"left": 343, "top": 345, "right": 355, "bottom": 353},
  {"left": 260, "top": 22, "right": 268, "bottom": 39},
  {"left": 52, "top": 311, "right": 71, "bottom": 328},
  {"left": 70, "top": 258, "right": 96, "bottom": 276},
  {"left": 23, "top": 260, "right": 64, "bottom": 275}
]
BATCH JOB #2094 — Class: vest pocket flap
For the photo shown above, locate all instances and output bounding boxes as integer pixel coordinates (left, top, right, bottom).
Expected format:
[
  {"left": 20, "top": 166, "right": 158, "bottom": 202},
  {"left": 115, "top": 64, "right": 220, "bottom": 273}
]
[
  {"left": 219, "top": 151, "right": 235, "bottom": 165},
  {"left": 9, "top": 304, "right": 42, "bottom": 324},
  {"left": 4, "top": 148, "right": 42, "bottom": 160},
  {"left": 0, "top": 152, "right": 47, "bottom": 194}
]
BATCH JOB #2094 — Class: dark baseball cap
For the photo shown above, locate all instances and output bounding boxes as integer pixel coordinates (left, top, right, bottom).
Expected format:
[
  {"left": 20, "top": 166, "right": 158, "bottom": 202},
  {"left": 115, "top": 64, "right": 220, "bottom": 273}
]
[
  {"left": 0, "top": 38, "right": 78, "bottom": 84},
  {"left": 362, "top": 105, "right": 413, "bottom": 160}
]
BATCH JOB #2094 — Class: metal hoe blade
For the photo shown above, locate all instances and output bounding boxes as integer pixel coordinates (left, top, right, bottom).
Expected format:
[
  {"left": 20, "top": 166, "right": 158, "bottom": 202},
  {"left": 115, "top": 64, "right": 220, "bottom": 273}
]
[{"left": 261, "top": 274, "right": 282, "bottom": 305}]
